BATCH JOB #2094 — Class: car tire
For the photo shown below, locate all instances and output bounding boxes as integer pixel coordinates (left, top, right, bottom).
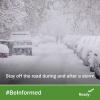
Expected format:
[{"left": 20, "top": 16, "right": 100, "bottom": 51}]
[
  {"left": 90, "top": 67, "right": 94, "bottom": 72},
  {"left": 95, "top": 72, "right": 100, "bottom": 80}
]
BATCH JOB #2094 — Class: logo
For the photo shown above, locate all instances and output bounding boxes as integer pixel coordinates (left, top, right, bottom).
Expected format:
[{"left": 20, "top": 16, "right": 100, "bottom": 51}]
[{"left": 78, "top": 88, "right": 94, "bottom": 97}]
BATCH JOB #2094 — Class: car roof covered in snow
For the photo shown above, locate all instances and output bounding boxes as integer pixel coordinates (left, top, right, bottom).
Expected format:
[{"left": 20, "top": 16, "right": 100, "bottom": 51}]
[
  {"left": 10, "top": 31, "right": 32, "bottom": 41},
  {"left": 13, "top": 45, "right": 32, "bottom": 48}
]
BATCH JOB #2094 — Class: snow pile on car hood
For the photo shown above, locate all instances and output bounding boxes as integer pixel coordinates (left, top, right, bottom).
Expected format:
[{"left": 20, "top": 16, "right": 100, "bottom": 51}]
[{"left": 0, "top": 44, "right": 9, "bottom": 53}]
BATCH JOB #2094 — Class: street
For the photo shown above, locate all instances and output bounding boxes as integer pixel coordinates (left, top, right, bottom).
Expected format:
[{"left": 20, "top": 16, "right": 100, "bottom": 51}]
[{"left": 0, "top": 43, "right": 100, "bottom": 84}]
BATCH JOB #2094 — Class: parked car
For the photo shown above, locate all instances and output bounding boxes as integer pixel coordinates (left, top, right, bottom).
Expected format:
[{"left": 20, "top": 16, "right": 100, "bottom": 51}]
[
  {"left": 0, "top": 44, "right": 9, "bottom": 58},
  {"left": 86, "top": 51, "right": 100, "bottom": 79},
  {"left": 93, "top": 51, "right": 100, "bottom": 79},
  {"left": 10, "top": 31, "right": 32, "bottom": 56},
  {"left": 94, "top": 64, "right": 100, "bottom": 80}
]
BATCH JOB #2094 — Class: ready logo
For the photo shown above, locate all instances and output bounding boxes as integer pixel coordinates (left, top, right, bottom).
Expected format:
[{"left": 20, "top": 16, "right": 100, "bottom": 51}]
[{"left": 78, "top": 88, "right": 94, "bottom": 97}]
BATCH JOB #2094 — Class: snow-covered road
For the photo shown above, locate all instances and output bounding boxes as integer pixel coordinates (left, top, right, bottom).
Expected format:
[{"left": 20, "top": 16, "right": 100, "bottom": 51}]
[{"left": 0, "top": 43, "right": 100, "bottom": 84}]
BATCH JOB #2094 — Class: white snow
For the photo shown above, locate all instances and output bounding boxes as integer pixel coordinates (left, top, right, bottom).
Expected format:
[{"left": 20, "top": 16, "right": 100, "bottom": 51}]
[
  {"left": 0, "top": 44, "right": 9, "bottom": 53},
  {"left": 32, "top": 43, "right": 68, "bottom": 55},
  {"left": 63, "top": 35, "right": 100, "bottom": 65},
  {"left": 0, "top": 38, "right": 99, "bottom": 83},
  {"left": 10, "top": 31, "right": 32, "bottom": 41},
  {"left": 32, "top": 35, "right": 56, "bottom": 47}
]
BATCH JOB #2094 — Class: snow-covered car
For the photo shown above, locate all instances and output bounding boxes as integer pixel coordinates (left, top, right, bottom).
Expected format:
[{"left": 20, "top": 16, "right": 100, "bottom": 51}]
[
  {"left": 85, "top": 50, "right": 100, "bottom": 79},
  {"left": 79, "top": 37, "right": 95, "bottom": 66},
  {"left": 0, "top": 44, "right": 9, "bottom": 58},
  {"left": 93, "top": 48, "right": 100, "bottom": 79},
  {"left": 90, "top": 53, "right": 100, "bottom": 79},
  {"left": 94, "top": 63, "right": 100, "bottom": 80},
  {"left": 10, "top": 31, "right": 32, "bottom": 56}
]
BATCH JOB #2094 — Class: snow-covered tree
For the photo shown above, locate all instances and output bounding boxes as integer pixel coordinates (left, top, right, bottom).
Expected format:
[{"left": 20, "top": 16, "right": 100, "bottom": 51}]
[
  {"left": 0, "top": 0, "right": 27, "bottom": 39},
  {"left": 1, "top": 0, "right": 100, "bottom": 39}
]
